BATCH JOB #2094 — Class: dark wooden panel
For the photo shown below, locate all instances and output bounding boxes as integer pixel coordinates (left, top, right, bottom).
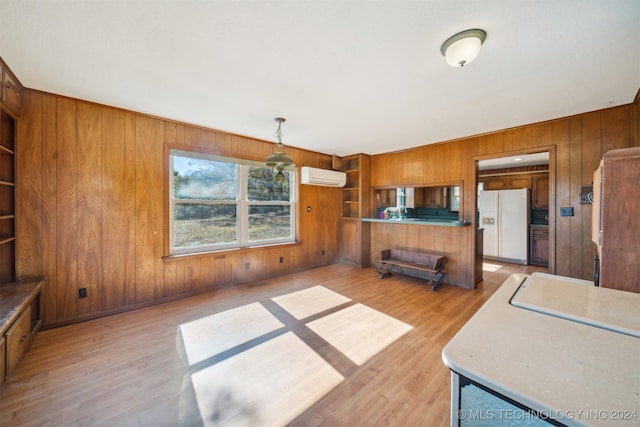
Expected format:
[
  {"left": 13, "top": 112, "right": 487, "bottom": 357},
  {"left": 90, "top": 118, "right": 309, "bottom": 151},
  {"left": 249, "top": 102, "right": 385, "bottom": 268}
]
[
  {"left": 41, "top": 94, "right": 58, "bottom": 324},
  {"left": 531, "top": 122, "right": 553, "bottom": 148},
  {"left": 101, "top": 108, "right": 126, "bottom": 311},
  {"left": 76, "top": 102, "right": 103, "bottom": 316},
  {"left": 580, "top": 111, "right": 601, "bottom": 281},
  {"left": 552, "top": 119, "right": 571, "bottom": 276},
  {"left": 16, "top": 90, "right": 43, "bottom": 279},
  {"left": 133, "top": 115, "right": 160, "bottom": 304},
  {"left": 123, "top": 112, "right": 137, "bottom": 307}
]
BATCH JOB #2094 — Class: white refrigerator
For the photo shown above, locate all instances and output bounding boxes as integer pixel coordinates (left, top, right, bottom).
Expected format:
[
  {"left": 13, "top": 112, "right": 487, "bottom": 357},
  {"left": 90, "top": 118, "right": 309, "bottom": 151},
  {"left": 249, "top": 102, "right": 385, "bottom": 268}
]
[{"left": 479, "top": 189, "right": 530, "bottom": 264}]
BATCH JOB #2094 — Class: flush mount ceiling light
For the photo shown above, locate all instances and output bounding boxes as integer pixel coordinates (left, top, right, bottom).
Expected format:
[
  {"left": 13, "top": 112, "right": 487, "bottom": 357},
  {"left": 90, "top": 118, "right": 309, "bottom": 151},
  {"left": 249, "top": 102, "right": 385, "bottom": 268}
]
[
  {"left": 265, "top": 117, "right": 296, "bottom": 182},
  {"left": 440, "top": 29, "right": 486, "bottom": 67}
]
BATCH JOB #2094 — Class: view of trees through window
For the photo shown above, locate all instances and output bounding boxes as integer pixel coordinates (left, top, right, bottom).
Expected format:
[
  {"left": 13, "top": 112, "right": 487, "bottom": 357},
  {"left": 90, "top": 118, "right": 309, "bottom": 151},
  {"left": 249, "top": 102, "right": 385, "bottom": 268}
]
[{"left": 170, "top": 151, "right": 296, "bottom": 253}]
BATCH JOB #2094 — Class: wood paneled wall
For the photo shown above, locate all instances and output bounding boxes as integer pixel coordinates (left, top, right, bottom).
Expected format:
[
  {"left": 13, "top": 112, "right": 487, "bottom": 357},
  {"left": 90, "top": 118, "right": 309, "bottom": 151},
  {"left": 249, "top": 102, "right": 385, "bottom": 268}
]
[
  {"left": 371, "top": 101, "right": 638, "bottom": 288},
  {"left": 16, "top": 90, "right": 341, "bottom": 327}
]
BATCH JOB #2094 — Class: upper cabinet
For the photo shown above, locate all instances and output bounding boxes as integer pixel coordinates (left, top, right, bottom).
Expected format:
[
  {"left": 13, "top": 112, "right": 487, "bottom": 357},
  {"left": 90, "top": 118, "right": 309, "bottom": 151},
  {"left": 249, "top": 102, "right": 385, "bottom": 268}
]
[
  {"left": 532, "top": 175, "right": 549, "bottom": 209},
  {"left": 1, "top": 62, "right": 22, "bottom": 116}
]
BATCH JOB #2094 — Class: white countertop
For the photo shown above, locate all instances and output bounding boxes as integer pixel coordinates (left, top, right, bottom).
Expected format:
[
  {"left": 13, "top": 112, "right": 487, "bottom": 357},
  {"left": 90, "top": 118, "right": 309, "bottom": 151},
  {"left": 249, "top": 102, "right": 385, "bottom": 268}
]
[{"left": 442, "top": 273, "right": 640, "bottom": 427}]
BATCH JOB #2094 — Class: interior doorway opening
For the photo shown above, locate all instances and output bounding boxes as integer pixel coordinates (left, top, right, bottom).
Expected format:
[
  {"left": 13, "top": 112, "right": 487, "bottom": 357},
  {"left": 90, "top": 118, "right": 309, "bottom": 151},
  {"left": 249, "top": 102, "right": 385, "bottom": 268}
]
[{"left": 473, "top": 150, "right": 554, "bottom": 275}]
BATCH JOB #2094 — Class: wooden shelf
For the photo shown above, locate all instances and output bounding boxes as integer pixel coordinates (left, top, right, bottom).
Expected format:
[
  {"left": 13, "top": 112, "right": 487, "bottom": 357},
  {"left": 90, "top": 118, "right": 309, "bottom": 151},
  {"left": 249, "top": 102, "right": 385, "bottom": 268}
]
[
  {"left": 0, "top": 237, "right": 16, "bottom": 245},
  {"left": 0, "top": 97, "right": 17, "bottom": 283},
  {"left": 338, "top": 154, "right": 371, "bottom": 267}
]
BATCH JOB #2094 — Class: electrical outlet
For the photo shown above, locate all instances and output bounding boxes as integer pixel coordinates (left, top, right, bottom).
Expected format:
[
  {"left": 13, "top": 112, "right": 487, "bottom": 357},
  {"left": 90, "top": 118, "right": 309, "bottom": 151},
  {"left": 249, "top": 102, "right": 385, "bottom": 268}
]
[
  {"left": 279, "top": 256, "right": 284, "bottom": 264},
  {"left": 321, "top": 250, "right": 325, "bottom": 256},
  {"left": 78, "top": 288, "right": 88, "bottom": 298},
  {"left": 244, "top": 262, "right": 250, "bottom": 269}
]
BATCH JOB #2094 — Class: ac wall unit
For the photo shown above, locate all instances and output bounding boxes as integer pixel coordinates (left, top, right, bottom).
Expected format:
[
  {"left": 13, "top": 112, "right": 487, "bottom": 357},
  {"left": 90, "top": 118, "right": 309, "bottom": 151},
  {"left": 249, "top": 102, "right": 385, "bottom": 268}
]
[{"left": 300, "top": 166, "right": 346, "bottom": 187}]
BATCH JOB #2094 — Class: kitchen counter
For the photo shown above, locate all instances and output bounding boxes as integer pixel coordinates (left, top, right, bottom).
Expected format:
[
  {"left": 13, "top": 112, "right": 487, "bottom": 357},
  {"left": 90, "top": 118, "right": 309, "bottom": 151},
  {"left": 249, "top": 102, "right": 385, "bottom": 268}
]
[
  {"left": 0, "top": 278, "right": 45, "bottom": 336},
  {"left": 442, "top": 273, "right": 640, "bottom": 426},
  {"left": 362, "top": 218, "right": 470, "bottom": 227}
]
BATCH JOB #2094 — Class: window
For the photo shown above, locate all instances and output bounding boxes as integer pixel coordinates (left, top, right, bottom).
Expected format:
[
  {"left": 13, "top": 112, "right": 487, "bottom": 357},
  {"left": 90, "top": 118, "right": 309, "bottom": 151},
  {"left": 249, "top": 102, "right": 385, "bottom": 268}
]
[{"left": 169, "top": 149, "right": 297, "bottom": 255}]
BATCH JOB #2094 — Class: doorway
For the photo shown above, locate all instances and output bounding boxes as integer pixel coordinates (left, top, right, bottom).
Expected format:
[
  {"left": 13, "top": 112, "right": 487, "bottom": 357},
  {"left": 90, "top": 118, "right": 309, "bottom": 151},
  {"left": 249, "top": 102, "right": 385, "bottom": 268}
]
[{"left": 474, "top": 149, "right": 554, "bottom": 274}]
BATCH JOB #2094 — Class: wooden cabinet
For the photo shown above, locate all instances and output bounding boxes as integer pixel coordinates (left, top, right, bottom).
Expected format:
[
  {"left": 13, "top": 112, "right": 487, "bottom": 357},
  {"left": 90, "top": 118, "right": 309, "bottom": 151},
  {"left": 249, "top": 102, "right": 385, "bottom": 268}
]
[
  {"left": 0, "top": 337, "right": 5, "bottom": 385},
  {"left": 481, "top": 175, "right": 532, "bottom": 190},
  {"left": 340, "top": 218, "right": 370, "bottom": 267},
  {"left": 482, "top": 177, "right": 507, "bottom": 190},
  {"left": 529, "top": 225, "right": 549, "bottom": 267},
  {"left": 0, "top": 279, "right": 44, "bottom": 386},
  {"left": 419, "top": 187, "right": 447, "bottom": 208},
  {"left": 532, "top": 175, "right": 549, "bottom": 209},
  {"left": 593, "top": 147, "right": 640, "bottom": 293},
  {"left": 338, "top": 154, "right": 371, "bottom": 267},
  {"left": 5, "top": 305, "right": 31, "bottom": 378},
  {"left": 1, "top": 66, "right": 22, "bottom": 115}
]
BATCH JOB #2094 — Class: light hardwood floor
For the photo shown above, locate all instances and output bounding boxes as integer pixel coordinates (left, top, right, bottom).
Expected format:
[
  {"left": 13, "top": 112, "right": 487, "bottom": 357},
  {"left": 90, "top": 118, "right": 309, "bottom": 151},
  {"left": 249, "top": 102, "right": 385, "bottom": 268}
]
[{"left": 0, "top": 262, "right": 545, "bottom": 426}]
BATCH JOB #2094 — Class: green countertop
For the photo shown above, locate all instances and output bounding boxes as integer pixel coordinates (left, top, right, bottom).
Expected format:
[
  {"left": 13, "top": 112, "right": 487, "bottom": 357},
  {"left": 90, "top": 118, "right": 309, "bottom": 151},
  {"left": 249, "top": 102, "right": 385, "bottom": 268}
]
[{"left": 362, "top": 218, "right": 470, "bottom": 227}]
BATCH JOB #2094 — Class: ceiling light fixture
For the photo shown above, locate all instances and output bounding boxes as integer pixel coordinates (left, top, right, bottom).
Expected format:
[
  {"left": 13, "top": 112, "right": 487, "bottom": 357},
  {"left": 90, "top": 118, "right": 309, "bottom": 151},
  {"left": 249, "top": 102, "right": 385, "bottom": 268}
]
[
  {"left": 265, "top": 117, "right": 295, "bottom": 182},
  {"left": 440, "top": 29, "right": 486, "bottom": 67}
]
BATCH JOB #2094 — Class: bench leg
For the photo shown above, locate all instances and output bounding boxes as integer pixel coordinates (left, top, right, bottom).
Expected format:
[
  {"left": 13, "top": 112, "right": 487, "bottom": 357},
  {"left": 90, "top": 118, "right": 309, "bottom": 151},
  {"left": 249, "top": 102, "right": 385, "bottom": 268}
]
[
  {"left": 431, "top": 273, "right": 445, "bottom": 291},
  {"left": 377, "top": 265, "right": 393, "bottom": 279}
]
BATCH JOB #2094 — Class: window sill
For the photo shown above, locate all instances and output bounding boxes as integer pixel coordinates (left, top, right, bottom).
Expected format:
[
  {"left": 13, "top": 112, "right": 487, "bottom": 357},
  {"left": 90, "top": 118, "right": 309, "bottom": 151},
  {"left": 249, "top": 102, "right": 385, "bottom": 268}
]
[{"left": 162, "top": 241, "right": 302, "bottom": 262}]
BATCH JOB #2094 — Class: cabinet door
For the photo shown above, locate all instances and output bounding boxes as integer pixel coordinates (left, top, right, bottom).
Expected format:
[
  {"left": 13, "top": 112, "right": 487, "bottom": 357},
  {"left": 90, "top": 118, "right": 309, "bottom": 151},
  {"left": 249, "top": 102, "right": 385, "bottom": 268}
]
[
  {"left": 509, "top": 177, "right": 531, "bottom": 189},
  {"left": 529, "top": 227, "right": 549, "bottom": 266},
  {"left": 340, "top": 220, "right": 359, "bottom": 265},
  {"left": 0, "top": 336, "right": 5, "bottom": 384},
  {"left": 532, "top": 175, "right": 549, "bottom": 209},
  {"left": 6, "top": 305, "right": 32, "bottom": 378},
  {"left": 483, "top": 178, "right": 506, "bottom": 190},
  {"left": 2, "top": 69, "right": 21, "bottom": 115}
]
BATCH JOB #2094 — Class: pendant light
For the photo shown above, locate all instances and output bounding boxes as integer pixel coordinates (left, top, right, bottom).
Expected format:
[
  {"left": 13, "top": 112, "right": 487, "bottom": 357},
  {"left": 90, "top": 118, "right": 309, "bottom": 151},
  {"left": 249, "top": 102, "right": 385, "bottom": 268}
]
[
  {"left": 265, "top": 117, "right": 295, "bottom": 182},
  {"left": 440, "top": 29, "right": 486, "bottom": 67}
]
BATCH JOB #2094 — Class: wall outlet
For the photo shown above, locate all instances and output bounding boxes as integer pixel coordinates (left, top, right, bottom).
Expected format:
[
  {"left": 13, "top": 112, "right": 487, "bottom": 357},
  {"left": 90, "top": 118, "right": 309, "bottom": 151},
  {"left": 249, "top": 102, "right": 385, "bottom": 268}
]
[
  {"left": 279, "top": 256, "right": 284, "bottom": 264},
  {"left": 321, "top": 250, "right": 325, "bottom": 256},
  {"left": 244, "top": 262, "right": 250, "bottom": 269},
  {"left": 78, "top": 288, "right": 87, "bottom": 298}
]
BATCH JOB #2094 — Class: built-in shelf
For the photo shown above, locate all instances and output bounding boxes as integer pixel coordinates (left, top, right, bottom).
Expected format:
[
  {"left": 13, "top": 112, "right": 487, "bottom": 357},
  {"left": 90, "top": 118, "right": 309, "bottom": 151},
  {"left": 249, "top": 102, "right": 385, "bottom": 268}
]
[{"left": 0, "top": 84, "right": 18, "bottom": 283}]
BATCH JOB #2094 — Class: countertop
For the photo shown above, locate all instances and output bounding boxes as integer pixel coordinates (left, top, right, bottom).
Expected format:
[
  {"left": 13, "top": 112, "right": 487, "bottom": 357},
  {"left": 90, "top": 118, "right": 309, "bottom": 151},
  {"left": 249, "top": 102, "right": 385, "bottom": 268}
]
[
  {"left": 442, "top": 273, "right": 640, "bottom": 426},
  {"left": 0, "top": 278, "right": 45, "bottom": 335},
  {"left": 362, "top": 217, "right": 470, "bottom": 227}
]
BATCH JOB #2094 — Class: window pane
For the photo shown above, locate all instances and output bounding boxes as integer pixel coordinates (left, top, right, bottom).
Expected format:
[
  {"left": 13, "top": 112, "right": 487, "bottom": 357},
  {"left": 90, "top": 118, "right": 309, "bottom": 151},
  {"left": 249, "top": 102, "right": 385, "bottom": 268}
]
[
  {"left": 173, "top": 156, "right": 237, "bottom": 200},
  {"left": 248, "top": 205, "right": 291, "bottom": 241},
  {"left": 173, "top": 203, "right": 237, "bottom": 247},
  {"left": 247, "top": 167, "right": 291, "bottom": 201}
]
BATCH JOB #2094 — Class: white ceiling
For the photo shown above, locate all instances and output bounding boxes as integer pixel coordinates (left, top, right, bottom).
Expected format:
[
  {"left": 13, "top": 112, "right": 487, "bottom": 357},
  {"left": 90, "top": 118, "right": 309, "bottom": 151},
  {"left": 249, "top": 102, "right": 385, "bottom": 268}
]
[
  {"left": 478, "top": 152, "right": 549, "bottom": 170},
  {"left": 1, "top": 1, "right": 638, "bottom": 158}
]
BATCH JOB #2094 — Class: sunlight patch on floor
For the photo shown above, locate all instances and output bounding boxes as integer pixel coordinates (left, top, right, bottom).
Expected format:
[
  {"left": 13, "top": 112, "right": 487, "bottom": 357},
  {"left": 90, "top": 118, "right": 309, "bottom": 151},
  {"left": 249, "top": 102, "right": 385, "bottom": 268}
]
[
  {"left": 271, "top": 285, "right": 351, "bottom": 320},
  {"left": 179, "top": 287, "right": 414, "bottom": 425},
  {"left": 483, "top": 262, "right": 503, "bottom": 272},
  {"left": 307, "top": 303, "right": 413, "bottom": 366},
  {"left": 190, "top": 332, "right": 344, "bottom": 426},
  {"left": 179, "top": 302, "right": 284, "bottom": 366}
]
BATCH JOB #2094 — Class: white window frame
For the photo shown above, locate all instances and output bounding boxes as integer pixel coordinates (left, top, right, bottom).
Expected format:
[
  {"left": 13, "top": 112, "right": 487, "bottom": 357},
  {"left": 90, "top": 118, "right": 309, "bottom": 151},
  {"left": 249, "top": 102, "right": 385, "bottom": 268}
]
[{"left": 169, "top": 149, "right": 297, "bottom": 255}]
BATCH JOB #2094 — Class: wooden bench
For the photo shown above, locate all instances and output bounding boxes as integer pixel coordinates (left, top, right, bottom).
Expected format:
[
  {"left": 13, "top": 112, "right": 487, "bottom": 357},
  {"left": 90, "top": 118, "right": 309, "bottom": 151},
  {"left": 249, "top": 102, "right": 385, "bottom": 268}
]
[{"left": 377, "top": 249, "right": 446, "bottom": 291}]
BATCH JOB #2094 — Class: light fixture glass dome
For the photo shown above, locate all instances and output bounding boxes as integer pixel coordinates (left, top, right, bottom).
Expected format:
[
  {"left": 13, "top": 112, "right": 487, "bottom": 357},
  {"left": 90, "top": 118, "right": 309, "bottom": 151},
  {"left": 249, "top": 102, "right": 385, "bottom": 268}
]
[
  {"left": 265, "top": 117, "right": 295, "bottom": 174},
  {"left": 441, "top": 29, "right": 486, "bottom": 67}
]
